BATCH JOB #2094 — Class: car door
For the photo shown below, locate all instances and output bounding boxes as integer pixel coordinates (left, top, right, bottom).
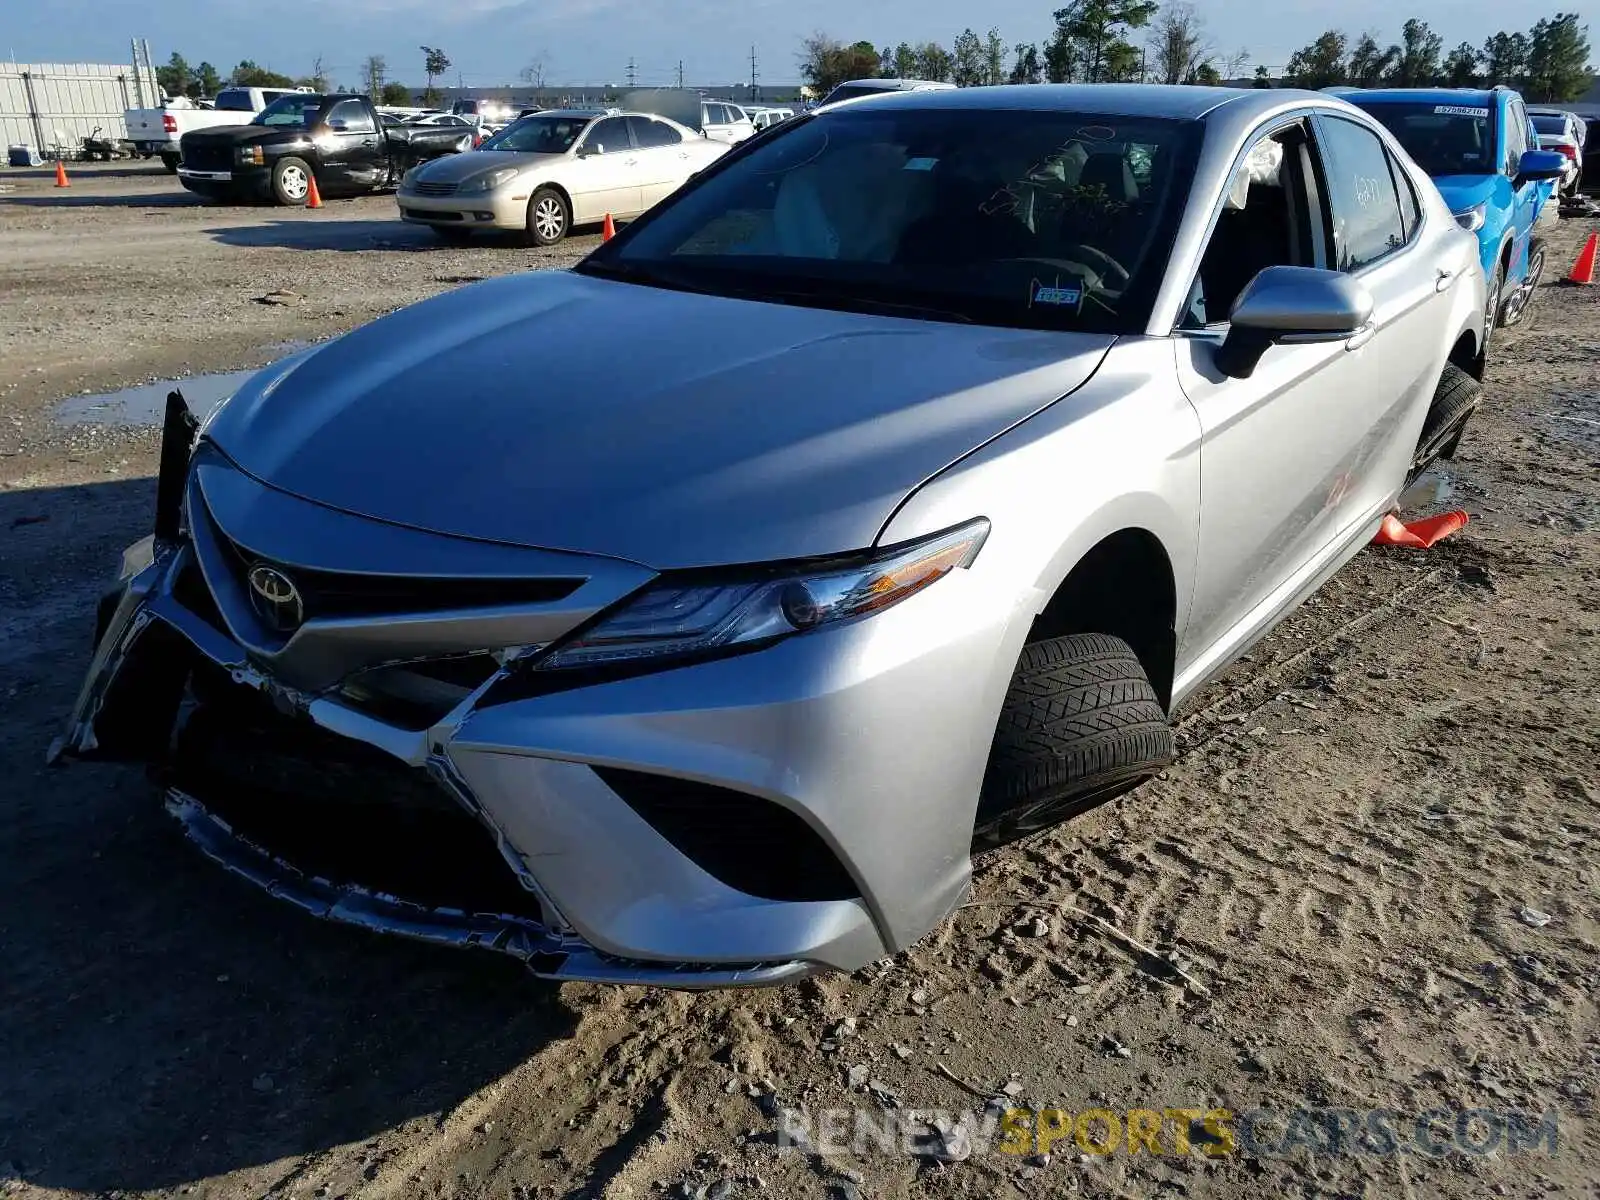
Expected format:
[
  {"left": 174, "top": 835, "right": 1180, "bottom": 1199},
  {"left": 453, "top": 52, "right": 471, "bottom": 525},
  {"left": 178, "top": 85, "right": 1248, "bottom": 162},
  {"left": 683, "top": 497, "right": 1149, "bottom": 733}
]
[
  {"left": 1174, "top": 116, "right": 1440, "bottom": 665},
  {"left": 319, "top": 99, "right": 384, "bottom": 192},
  {"left": 569, "top": 116, "right": 643, "bottom": 221},
  {"left": 1502, "top": 97, "right": 1544, "bottom": 281},
  {"left": 625, "top": 115, "right": 688, "bottom": 208}
]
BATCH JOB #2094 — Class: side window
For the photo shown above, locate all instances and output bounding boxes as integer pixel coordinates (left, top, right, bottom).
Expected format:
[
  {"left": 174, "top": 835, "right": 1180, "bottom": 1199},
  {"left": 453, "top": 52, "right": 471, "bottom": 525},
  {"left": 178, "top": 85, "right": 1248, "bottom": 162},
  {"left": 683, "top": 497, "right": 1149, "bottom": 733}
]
[
  {"left": 1389, "top": 150, "right": 1422, "bottom": 240},
  {"left": 628, "top": 116, "right": 680, "bottom": 148},
  {"left": 1315, "top": 116, "right": 1407, "bottom": 272},
  {"left": 1504, "top": 101, "right": 1527, "bottom": 171},
  {"left": 585, "top": 117, "right": 632, "bottom": 155},
  {"left": 329, "top": 99, "right": 375, "bottom": 134}
]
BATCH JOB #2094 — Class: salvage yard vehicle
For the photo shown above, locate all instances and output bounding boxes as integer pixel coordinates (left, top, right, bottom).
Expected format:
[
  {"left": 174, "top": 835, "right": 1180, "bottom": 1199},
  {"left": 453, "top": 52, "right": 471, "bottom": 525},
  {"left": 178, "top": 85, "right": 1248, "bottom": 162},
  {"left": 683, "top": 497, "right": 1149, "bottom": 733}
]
[
  {"left": 397, "top": 107, "right": 726, "bottom": 244},
  {"left": 1528, "top": 109, "right": 1586, "bottom": 199},
  {"left": 1346, "top": 87, "right": 1564, "bottom": 336},
  {"left": 178, "top": 93, "right": 475, "bottom": 206},
  {"left": 56, "top": 84, "right": 1488, "bottom": 989},
  {"left": 126, "top": 85, "right": 307, "bottom": 173}
]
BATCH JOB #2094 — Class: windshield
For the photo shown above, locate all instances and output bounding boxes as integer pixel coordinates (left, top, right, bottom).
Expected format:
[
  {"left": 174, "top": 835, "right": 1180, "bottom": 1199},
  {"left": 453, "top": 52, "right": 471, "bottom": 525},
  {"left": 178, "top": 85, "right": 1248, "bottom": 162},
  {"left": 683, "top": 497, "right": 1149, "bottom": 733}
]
[
  {"left": 580, "top": 107, "right": 1200, "bottom": 333},
  {"left": 252, "top": 95, "right": 325, "bottom": 128},
  {"left": 1351, "top": 101, "right": 1497, "bottom": 175},
  {"left": 1531, "top": 115, "right": 1566, "bottom": 135},
  {"left": 214, "top": 89, "right": 256, "bottom": 113},
  {"left": 479, "top": 114, "right": 592, "bottom": 154}
]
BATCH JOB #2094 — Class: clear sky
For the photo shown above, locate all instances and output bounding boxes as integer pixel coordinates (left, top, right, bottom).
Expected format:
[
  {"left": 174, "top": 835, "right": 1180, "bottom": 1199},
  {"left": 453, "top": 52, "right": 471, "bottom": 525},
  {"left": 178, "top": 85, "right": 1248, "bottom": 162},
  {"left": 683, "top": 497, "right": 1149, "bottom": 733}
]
[{"left": 6, "top": 0, "right": 1572, "bottom": 89}]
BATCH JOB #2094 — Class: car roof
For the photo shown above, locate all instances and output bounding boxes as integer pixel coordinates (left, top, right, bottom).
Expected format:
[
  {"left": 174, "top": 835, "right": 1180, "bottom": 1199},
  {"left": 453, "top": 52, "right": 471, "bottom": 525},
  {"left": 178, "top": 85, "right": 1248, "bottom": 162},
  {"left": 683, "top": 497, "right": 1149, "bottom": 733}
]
[
  {"left": 824, "top": 83, "right": 1319, "bottom": 122},
  {"left": 1348, "top": 87, "right": 1502, "bottom": 107}
]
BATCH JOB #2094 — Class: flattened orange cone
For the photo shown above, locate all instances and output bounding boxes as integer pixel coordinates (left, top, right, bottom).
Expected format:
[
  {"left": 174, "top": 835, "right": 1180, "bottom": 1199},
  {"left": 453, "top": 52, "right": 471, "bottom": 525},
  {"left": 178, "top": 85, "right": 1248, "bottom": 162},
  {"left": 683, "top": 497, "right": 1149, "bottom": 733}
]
[
  {"left": 305, "top": 172, "right": 323, "bottom": 209},
  {"left": 54, "top": 160, "right": 69, "bottom": 187},
  {"left": 1567, "top": 232, "right": 1598, "bottom": 285},
  {"left": 602, "top": 212, "right": 616, "bottom": 240},
  {"left": 1372, "top": 510, "right": 1469, "bottom": 548}
]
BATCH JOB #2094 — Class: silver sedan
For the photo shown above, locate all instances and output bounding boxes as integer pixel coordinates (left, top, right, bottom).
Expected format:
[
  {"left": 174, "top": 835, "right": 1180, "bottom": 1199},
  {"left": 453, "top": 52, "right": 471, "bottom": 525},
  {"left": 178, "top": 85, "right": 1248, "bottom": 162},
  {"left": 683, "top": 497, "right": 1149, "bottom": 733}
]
[{"left": 57, "top": 85, "right": 1485, "bottom": 988}]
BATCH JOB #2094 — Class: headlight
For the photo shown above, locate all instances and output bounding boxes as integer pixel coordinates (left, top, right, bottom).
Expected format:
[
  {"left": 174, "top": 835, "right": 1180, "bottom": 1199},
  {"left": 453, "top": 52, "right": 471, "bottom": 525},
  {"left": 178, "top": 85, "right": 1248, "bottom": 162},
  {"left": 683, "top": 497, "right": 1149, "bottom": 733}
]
[
  {"left": 236, "top": 145, "right": 264, "bottom": 166},
  {"left": 536, "top": 519, "right": 990, "bottom": 672},
  {"left": 460, "top": 167, "right": 520, "bottom": 193},
  {"left": 1453, "top": 202, "right": 1487, "bottom": 233}
]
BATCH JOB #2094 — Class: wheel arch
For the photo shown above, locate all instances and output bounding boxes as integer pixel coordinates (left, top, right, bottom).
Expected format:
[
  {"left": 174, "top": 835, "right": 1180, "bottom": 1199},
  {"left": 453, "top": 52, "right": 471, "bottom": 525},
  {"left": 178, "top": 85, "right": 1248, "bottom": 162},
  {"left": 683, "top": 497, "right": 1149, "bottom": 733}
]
[
  {"left": 529, "top": 179, "right": 574, "bottom": 223},
  {"left": 1027, "top": 527, "right": 1180, "bottom": 712}
]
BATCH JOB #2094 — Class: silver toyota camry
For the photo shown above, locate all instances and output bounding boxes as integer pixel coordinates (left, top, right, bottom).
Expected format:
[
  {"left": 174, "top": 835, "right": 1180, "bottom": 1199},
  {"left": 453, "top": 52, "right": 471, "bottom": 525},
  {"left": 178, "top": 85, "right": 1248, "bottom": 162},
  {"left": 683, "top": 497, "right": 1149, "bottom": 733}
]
[{"left": 56, "top": 85, "right": 1486, "bottom": 988}]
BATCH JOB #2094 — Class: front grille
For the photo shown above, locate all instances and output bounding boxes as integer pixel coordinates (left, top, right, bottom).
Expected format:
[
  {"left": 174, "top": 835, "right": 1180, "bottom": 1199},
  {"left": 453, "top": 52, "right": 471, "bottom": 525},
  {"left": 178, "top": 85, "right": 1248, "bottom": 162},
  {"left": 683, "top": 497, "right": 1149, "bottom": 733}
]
[
  {"left": 181, "top": 143, "right": 232, "bottom": 173},
  {"left": 412, "top": 180, "right": 459, "bottom": 197},
  {"left": 593, "top": 768, "right": 860, "bottom": 904},
  {"left": 199, "top": 506, "right": 583, "bottom": 622},
  {"left": 170, "top": 683, "right": 543, "bottom": 922}
]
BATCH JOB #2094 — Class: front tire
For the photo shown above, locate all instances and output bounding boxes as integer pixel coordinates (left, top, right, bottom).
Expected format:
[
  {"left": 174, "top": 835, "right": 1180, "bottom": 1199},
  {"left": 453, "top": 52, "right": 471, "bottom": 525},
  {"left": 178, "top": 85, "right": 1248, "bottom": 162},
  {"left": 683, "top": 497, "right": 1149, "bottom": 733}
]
[
  {"left": 525, "top": 187, "right": 569, "bottom": 246},
  {"left": 1482, "top": 258, "right": 1503, "bottom": 351},
  {"left": 270, "top": 156, "right": 314, "bottom": 207},
  {"left": 974, "top": 633, "right": 1173, "bottom": 853}
]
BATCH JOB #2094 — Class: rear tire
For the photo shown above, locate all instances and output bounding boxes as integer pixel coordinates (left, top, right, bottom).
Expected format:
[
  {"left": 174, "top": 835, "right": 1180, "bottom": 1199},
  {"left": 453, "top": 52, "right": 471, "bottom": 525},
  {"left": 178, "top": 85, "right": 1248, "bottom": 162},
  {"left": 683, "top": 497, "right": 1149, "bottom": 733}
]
[
  {"left": 1408, "top": 363, "right": 1481, "bottom": 483},
  {"left": 974, "top": 633, "right": 1173, "bottom": 853},
  {"left": 160, "top": 152, "right": 180, "bottom": 174},
  {"left": 270, "top": 156, "right": 314, "bottom": 207}
]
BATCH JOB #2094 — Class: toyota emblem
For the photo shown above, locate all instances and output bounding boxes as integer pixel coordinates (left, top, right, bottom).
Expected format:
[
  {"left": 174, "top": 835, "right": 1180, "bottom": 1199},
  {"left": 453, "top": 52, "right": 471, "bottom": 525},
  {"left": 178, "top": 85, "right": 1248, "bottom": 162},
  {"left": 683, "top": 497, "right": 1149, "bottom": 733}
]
[{"left": 247, "top": 563, "right": 305, "bottom": 633}]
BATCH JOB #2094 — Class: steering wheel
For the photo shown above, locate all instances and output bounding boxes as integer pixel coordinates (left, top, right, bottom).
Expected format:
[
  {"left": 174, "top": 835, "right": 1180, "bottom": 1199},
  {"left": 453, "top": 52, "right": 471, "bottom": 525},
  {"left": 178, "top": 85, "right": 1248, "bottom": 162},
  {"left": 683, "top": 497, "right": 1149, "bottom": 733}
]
[{"left": 1064, "top": 245, "right": 1132, "bottom": 291}]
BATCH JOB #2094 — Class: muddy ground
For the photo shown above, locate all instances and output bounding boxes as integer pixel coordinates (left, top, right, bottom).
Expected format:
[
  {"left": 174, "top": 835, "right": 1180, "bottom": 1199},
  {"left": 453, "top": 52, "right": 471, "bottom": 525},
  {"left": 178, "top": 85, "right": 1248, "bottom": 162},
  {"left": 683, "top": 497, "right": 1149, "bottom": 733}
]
[{"left": 1, "top": 162, "right": 1597, "bottom": 1200}]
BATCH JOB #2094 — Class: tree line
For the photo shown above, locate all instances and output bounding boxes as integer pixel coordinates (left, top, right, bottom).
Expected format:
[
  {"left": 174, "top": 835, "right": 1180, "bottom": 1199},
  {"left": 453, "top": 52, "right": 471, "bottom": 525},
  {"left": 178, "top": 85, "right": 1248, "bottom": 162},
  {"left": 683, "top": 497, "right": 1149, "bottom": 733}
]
[
  {"left": 800, "top": 2, "right": 1592, "bottom": 102},
  {"left": 153, "top": 46, "right": 459, "bottom": 106}
]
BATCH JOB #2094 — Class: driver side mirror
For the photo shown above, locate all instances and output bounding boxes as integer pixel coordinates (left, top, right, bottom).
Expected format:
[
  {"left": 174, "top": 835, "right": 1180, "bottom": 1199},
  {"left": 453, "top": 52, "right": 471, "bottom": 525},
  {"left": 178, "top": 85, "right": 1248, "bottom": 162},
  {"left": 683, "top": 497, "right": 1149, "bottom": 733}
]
[
  {"left": 1515, "top": 149, "right": 1566, "bottom": 186},
  {"left": 577, "top": 143, "right": 603, "bottom": 158},
  {"left": 326, "top": 118, "right": 350, "bottom": 132},
  {"left": 1216, "top": 266, "right": 1374, "bottom": 380}
]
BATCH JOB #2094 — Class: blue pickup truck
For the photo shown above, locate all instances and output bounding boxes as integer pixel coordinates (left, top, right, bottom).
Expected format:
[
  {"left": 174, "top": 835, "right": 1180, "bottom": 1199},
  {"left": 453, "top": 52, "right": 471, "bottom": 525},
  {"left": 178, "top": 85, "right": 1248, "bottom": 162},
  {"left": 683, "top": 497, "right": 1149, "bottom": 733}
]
[{"left": 1346, "top": 86, "right": 1564, "bottom": 341}]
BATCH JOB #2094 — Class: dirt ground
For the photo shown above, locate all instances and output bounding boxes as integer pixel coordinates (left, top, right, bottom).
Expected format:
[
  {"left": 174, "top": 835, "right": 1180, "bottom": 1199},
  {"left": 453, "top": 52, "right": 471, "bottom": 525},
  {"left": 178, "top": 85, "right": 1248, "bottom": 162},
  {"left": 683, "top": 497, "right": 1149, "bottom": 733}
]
[{"left": 1, "top": 162, "right": 1597, "bottom": 1200}]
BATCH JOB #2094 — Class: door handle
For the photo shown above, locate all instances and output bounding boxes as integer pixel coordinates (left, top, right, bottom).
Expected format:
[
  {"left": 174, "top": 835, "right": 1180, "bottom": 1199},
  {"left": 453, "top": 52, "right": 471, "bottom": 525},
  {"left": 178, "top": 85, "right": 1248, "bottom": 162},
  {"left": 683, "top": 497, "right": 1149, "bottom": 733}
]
[
  {"left": 1435, "top": 268, "right": 1455, "bottom": 292},
  {"left": 1344, "top": 323, "right": 1376, "bottom": 351}
]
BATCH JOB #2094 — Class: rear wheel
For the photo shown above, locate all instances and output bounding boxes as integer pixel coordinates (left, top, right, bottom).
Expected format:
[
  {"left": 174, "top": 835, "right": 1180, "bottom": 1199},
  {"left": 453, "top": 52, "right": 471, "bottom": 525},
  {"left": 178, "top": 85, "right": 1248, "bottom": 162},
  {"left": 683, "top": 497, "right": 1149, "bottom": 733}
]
[
  {"left": 974, "top": 633, "right": 1173, "bottom": 853},
  {"left": 160, "top": 152, "right": 180, "bottom": 174},
  {"left": 525, "top": 187, "right": 569, "bottom": 246},
  {"left": 1408, "top": 363, "right": 1482, "bottom": 484},
  {"left": 270, "top": 157, "right": 313, "bottom": 207}
]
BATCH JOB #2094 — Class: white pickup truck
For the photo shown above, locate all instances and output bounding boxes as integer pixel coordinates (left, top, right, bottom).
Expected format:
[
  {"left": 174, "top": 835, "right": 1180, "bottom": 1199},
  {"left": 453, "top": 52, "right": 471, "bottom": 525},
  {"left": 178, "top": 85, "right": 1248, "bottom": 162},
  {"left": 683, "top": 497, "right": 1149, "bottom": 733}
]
[{"left": 125, "top": 86, "right": 310, "bottom": 172}]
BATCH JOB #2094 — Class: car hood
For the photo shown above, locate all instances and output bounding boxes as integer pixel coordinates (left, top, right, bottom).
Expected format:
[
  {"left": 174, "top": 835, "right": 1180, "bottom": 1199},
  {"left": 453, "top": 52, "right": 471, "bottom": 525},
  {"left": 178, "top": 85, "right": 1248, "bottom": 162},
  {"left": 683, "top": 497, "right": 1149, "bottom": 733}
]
[
  {"left": 1431, "top": 174, "right": 1499, "bottom": 213},
  {"left": 415, "top": 150, "right": 563, "bottom": 182},
  {"left": 182, "top": 124, "right": 303, "bottom": 147},
  {"left": 204, "top": 271, "right": 1113, "bottom": 569}
]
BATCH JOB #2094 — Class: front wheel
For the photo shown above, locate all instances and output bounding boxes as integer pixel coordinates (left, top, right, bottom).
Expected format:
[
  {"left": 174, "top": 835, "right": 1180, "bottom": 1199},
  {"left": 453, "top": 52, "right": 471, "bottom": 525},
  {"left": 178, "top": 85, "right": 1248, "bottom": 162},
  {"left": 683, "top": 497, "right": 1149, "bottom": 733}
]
[
  {"left": 1482, "top": 258, "right": 1503, "bottom": 351},
  {"left": 270, "top": 156, "right": 314, "bottom": 206},
  {"left": 525, "top": 187, "right": 569, "bottom": 246},
  {"left": 1499, "top": 239, "right": 1545, "bottom": 329},
  {"left": 973, "top": 633, "right": 1173, "bottom": 853}
]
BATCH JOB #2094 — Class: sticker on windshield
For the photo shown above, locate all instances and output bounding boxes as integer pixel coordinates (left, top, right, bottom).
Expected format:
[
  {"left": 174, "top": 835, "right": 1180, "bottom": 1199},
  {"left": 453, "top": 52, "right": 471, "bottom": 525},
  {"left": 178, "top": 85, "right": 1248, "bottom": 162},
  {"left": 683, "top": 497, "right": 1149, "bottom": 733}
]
[
  {"left": 1032, "top": 281, "right": 1083, "bottom": 308},
  {"left": 904, "top": 156, "right": 939, "bottom": 171},
  {"left": 1433, "top": 105, "right": 1489, "bottom": 118}
]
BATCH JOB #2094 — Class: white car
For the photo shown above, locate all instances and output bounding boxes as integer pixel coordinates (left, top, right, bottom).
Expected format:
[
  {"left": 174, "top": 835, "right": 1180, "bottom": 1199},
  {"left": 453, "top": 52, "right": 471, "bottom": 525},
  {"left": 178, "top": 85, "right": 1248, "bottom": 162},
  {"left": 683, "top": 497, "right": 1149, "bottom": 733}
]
[
  {"left": 818, "top": 78, "right": 957, "bottom": 108},
  {"left": 747, "top": 106, "right": 795, "bottom": 131},
  {"left": 397, "top": 108, "right": 728, "bottom": 245},
  {"left": 1529, "top": 109, "right": 1585, "bottom": 198},
  {"left": 701, "top": 101, "right": 755, "bottom": 144}
]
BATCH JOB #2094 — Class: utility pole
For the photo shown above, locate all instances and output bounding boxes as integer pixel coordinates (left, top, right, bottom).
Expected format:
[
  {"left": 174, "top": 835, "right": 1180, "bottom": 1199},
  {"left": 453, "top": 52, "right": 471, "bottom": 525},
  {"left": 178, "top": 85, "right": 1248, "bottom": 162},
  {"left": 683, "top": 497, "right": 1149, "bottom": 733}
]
[
  {"left": 677, "top": 60, "right": 684, "bottom": 89},
  {"left": 626, "top": 57, "right": 637, "bottom": 88},
  {"left": 749, "top": 46, "right": 759, "bottom": 101}
]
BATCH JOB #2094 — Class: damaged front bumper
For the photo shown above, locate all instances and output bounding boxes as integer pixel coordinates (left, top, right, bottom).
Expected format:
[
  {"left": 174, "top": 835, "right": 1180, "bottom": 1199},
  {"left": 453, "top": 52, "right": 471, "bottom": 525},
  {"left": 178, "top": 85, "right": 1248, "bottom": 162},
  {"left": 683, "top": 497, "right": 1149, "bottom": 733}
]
[{"left": 52, "top": 393, "right": 1019, "bottom": 988}]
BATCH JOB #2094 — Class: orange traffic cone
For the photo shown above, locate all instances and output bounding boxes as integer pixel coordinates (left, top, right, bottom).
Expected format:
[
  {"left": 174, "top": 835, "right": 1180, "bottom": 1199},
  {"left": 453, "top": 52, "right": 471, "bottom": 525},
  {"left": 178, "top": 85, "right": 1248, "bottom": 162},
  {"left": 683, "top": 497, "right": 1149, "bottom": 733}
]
[
  {"left": 1566, "top": 232, "right": 1598, "bottom": 285},
  {"left": 1371, "top": 510, "right": 1469, "bottom": 549},
  {"left": 54, "top": 160, "right": 69, "bottom": 188},
  {"left": 305, "top": 172, "right": 323, "bottom": 209},
  {"left": 602, "top": 212, "right": 616, "bottom": 241}
]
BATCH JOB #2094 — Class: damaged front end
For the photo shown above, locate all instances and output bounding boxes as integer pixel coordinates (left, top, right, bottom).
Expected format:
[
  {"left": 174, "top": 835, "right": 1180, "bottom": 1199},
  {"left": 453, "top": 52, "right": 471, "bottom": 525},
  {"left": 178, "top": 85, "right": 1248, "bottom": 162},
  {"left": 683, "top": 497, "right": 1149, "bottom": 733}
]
[{"left": 48, "top": 392, "right": 811, "bottom": 989}]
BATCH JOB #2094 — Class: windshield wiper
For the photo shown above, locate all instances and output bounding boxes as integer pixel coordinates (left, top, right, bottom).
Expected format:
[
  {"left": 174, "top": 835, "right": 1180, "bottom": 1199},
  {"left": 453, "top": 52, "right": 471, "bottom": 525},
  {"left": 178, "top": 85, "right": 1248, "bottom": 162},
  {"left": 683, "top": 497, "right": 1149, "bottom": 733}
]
[
  {"left": 748, "top": 289, "right": 976, "bottom": 325},
  {"left": 575, "top": 258, "right": 720, "bottom": 296}
]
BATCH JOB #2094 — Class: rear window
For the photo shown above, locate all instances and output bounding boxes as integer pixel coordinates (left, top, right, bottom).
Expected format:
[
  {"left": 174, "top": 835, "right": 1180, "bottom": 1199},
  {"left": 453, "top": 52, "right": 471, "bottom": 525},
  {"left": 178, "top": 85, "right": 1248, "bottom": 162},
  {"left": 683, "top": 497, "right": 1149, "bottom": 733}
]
[
  {"left": 213, "top": 89, "right": 255, "bottom": 112},
  {"left": 1531, "top": 115, "right": 1566, "bottom": 135},
  {"left": 1349, "top": 100, "right": 1498, "bottom": 176},
  {"left": 823, "top": 82, "right": 891, "bottom": 106},
  {"left": 251, "top": 95, "right": 326, "bottom": 128},
  {"left": 583, "top": 106, "right": 1201, "bottom": 334}
]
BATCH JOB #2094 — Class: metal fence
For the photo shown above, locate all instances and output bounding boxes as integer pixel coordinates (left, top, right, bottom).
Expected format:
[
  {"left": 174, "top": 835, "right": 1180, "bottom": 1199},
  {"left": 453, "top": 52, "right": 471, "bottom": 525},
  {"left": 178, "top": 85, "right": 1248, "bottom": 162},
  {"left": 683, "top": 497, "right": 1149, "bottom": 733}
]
[{"left": 1, "top": 61, "right": 162, "bottom": 154}]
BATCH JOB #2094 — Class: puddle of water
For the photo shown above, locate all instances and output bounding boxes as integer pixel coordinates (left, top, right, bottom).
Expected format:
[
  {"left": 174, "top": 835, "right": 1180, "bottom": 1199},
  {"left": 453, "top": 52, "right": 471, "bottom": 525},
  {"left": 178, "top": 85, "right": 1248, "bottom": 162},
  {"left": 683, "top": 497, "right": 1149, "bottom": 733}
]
[
  {"left": 51, "top": 342, "right": 315, "bottom": 429},
  {"left": 54, "top": 369, "right": 259, "bottom": 428},
  {"left": 1398, "top": 465, "right": 1457, "bottom": 513}
]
